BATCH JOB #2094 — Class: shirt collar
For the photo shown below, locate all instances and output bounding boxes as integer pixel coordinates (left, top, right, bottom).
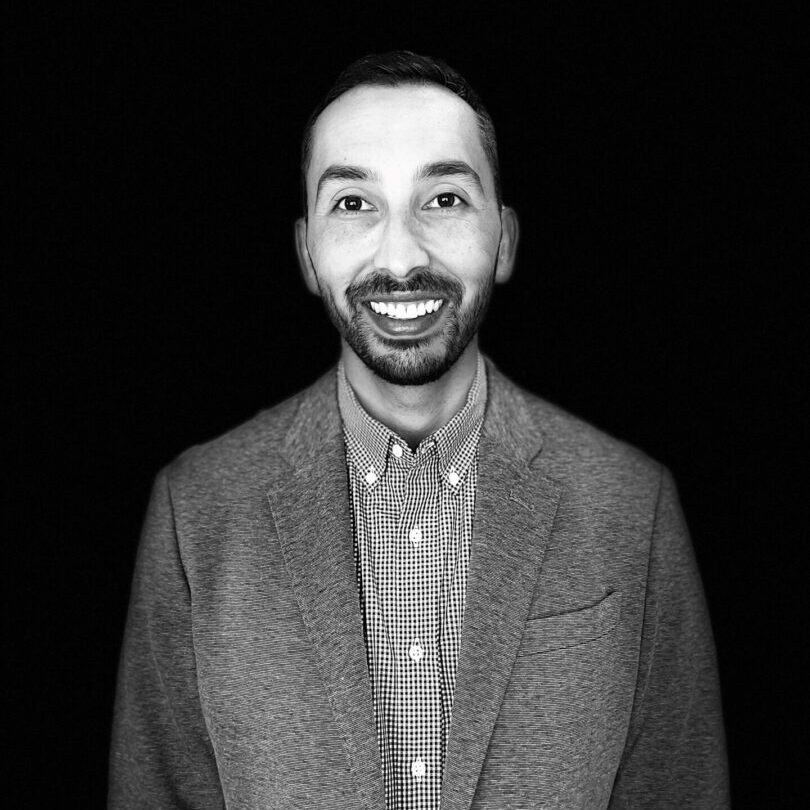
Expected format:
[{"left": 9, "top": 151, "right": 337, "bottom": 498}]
[{"left": 337, "top": 353, "right": 488, "bottom": 484}]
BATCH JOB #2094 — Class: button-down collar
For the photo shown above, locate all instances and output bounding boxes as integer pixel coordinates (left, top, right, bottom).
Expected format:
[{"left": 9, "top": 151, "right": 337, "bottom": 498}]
[{"left": 337, "top": 353, "right": 487, "bottom": 487}]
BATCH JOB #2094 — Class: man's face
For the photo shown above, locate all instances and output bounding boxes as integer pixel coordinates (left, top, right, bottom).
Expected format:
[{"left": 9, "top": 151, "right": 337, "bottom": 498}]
[{"left": 296, "top": 83, "right": 517, "bottom": 385}]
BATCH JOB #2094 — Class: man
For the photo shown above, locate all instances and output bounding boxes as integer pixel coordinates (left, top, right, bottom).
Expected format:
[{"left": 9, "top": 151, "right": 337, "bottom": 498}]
[{"left": 109, "top": 51, "right": 728, "bottom": 809}]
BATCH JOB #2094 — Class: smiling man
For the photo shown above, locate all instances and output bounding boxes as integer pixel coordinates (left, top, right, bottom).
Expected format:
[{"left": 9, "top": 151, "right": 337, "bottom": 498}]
[{"left": 110, "top": 52, "right": 729, "bottom": 809}]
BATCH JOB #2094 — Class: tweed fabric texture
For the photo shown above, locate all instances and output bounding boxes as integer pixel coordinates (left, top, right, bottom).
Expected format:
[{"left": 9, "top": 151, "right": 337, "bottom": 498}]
[
  {"left": 338, "top": 355, "right": 486, "bottom": 810},
  {"left": 109, "top": 359, "right": 729, "bottom": 809}
]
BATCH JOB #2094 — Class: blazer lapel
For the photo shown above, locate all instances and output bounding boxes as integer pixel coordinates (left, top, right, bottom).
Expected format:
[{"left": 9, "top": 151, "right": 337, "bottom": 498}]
[
  {"left": 441, "top": 364, "right": 562, "bottom": 810},
  {"left": 266, "top": 372, "right": 385, "bottom": 810}
]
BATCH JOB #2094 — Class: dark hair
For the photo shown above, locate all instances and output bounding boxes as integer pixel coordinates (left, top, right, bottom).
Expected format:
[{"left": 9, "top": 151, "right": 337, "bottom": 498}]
[{"left": 300, "top": 50, "right": 502, "bottom": 210}]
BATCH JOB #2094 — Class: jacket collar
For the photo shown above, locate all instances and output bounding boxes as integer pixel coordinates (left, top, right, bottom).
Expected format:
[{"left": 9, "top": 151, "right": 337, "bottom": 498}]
[{"left": 440, "top": 360, "right": 560, "bottom": 810}]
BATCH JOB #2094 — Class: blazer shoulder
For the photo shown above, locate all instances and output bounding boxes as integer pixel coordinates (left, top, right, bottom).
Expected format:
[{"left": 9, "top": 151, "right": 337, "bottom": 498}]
[
  {"left": 501, "top": 372, "right": 664, "bottom": 491},
  {"left": 161, "top": 368, "right": 335, "bottom": 496}
]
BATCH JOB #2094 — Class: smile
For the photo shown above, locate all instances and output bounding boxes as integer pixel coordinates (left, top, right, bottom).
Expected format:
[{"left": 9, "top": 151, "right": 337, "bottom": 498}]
[
  {"left": 362, "top": 296, "right": 449, "bottom": 339},
  {"left": 368, "top": 299, "right": 445, "bottom": 320}
]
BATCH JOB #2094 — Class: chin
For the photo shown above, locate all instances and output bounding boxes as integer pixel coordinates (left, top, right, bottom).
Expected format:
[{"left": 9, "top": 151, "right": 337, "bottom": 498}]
[{"left": 351, "top": 335, "right": 468, "bottom": 386}]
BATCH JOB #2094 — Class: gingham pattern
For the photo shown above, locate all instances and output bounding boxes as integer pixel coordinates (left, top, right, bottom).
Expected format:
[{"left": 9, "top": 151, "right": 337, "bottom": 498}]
[{"left": 337, "top": 355, "right": 487, "bottom": 810}]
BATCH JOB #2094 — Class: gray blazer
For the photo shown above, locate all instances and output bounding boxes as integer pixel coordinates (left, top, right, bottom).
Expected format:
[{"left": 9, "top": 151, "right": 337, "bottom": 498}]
[{"left": 109, "top": 360, "right": 728, "bottom": 809}]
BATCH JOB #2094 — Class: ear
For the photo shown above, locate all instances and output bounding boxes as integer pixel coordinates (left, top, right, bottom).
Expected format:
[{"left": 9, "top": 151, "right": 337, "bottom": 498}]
[
  {"left": 494, "top": 206, "right": 519, "bottom": 284},
  {"left": 295, "top": 217, "right": 320, "bottom": 296}
]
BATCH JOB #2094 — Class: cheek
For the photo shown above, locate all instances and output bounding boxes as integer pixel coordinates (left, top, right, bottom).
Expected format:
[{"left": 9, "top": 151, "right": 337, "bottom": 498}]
[
  {"left": 310, "top": 222, "right": 376, "bottom": 281},
  {"left": 424, "top": 219, "right": 499, "bottom": 272}
]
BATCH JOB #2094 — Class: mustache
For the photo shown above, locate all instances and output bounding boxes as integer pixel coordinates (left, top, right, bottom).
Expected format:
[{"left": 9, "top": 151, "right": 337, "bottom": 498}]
[{"left": 345, "top": 269, "right": 463, "bottom": 308}]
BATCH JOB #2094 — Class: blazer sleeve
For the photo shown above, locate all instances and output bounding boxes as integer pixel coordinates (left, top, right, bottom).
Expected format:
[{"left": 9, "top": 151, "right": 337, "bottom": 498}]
[
  {"left": 108, "top": 469, "right": 225, "bottom": 809},
  {"left": 609, "top": 467, "right": 730, "bottom": 809}
]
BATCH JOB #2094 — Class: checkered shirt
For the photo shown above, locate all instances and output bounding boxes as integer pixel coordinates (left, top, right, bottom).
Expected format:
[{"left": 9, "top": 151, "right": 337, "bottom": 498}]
[{"left": 337, "top": 355, "right": 487, "bottom": 810}]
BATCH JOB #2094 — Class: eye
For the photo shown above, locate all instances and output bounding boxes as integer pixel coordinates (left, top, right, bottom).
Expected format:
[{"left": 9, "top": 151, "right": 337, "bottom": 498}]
[
  {"left": 424, "top": 192, "right": 464, "bottom": 209},
  {"left": 335, "top": 195, "right": 374, "bottom": 212}
]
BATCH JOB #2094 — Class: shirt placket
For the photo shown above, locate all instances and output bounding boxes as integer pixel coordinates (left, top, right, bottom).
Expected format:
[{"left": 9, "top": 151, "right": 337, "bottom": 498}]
[{"left": 386, "top": 443, "right": 438, "bottom": 809}]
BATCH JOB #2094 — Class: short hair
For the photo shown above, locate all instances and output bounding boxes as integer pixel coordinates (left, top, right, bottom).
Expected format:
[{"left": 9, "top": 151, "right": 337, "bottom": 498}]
[{"left": 300, "top": 50, "right": 502, "bottom": 211}]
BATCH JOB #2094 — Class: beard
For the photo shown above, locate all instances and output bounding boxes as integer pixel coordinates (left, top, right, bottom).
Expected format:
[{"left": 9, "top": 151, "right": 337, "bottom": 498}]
[{"left": 318, "top": 267, "right": 495, "bottom": 386}]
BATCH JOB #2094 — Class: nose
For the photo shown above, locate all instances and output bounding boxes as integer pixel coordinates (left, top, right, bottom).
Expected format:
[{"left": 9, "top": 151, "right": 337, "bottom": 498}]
[{"left": 372, "top": 211, "right": 430, "bottom": 278}]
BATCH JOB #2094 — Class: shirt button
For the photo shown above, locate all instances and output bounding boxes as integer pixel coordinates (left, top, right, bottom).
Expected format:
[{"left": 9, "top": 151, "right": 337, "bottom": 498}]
[
  {"left": 364, "top": 469, "right": 377, "bottom": 485},
  {"left": 409, "top": 642, "right": 424, "bottom": 663},
  {"left": 447, "top": 470, "right": 460, "bottom": 487},
  {"left": 391, "top": 443, "right": 403, "bottom": 458},
  {"left": 409, "top": 527, "right": 423, "bottom": 545},
  {"left": 411, "top": 757, "right": 426, "bottom": 780}
]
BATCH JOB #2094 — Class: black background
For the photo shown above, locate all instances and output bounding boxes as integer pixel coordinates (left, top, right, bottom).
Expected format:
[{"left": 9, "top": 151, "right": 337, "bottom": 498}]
[{"left": 10, "top": 1, "right": 806, "bottom": 806}]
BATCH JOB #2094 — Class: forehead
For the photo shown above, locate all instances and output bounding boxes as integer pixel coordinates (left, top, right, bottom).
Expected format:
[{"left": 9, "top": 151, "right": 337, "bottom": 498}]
[{"left": 308, "top": 83, "right": 490, "bottom": 185}]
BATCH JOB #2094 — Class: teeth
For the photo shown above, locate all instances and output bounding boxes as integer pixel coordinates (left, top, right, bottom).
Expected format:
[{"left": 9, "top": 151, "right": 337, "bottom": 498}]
[{"left": 369, "top": 299, "right": 445, "bottom": 319}]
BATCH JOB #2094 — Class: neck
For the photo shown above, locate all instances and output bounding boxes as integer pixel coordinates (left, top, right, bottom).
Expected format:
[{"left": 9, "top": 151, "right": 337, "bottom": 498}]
[{"left": 341, "top": 340, "right": 480, "bottom": 448}]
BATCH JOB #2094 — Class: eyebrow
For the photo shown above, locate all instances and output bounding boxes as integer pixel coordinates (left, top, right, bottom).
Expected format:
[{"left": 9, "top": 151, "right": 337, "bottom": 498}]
[
  {"left": 314, "top": 159, "right": 485, "bottom": 200},
  {"left": 316, "top": 165, "right": 377, "bottom": 198},
  {"left": 416, "top": 160, "right": 484, "bottom": 194}
]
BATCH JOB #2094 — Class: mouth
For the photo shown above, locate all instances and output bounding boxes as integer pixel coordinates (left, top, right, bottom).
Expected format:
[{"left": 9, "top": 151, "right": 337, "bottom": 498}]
[
  {"left": 368, "top": 298, "right": 445, "bottom": 320},
  {"left": 361, "top": 296, "right": 449, "bottom": 338}
]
